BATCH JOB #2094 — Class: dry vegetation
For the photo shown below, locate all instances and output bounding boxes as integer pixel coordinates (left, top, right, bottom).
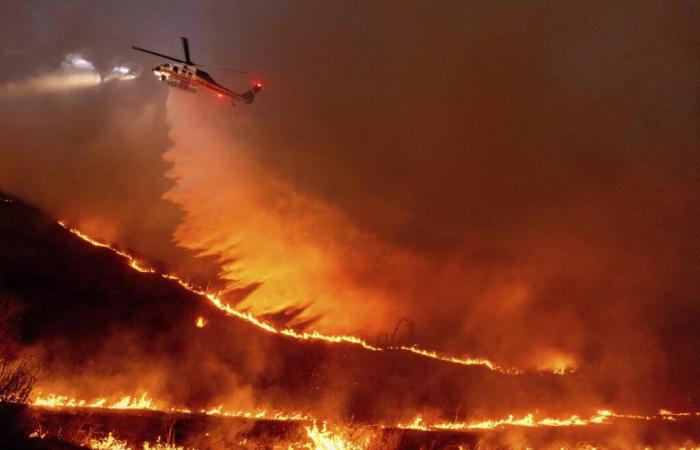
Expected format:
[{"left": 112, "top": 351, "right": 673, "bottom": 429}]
[
  {"left": 0, "top": 350, "right": 35, "bottom": 404},
  {"left": 0, "top": 297, "right": 35, "bottom": 403},
  {"left": 0, "top": 296, "right": 42, "bottom": 448}
]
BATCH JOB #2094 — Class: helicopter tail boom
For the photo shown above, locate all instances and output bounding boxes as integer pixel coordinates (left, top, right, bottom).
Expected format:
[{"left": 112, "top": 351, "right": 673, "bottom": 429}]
[{"left": 238, "top": 83, "right": 263, "bottom": 105}]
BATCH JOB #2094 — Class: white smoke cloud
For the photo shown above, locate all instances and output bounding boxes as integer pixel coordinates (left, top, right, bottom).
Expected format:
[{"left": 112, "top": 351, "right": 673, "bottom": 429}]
[
  {"left": 62, "top": 53, "right": 96, "bottom": 71},
  {"left": 103, "top": 65, "right": 139, "bottom": 83},
  {"left": 0, "top": 53, "right": 139, "bottom": 100}
]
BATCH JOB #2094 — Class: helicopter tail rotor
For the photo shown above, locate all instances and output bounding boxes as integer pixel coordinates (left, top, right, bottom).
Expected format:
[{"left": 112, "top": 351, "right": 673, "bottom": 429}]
[{"left": 239, "top": 82, "right": 263, "bottom": 104}]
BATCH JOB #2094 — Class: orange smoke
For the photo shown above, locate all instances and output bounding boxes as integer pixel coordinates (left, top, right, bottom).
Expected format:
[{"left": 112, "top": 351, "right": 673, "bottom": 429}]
[{"left": 163, "top": 90, "right": 403, "bottom": 335}]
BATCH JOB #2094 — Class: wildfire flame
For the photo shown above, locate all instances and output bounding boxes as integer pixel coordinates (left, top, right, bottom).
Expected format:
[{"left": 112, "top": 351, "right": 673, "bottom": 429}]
[
  {"left": 88, "top": 433, "right": 189, "bottom": 450},
  {"left": 32, "top": 390, "right": 700, "bottom": 435},
  {"left": 85, "top": 424, "right": 365, "bottom": 450},
  {"left": 397, "top": 345, "right": 519, "bottom": 374},
  {"left": 396, "top": 408, "right": 700, "bottom": 432},
  {"left": 30, "top": 390, "right": 700, "bottom": 450},
  {"left": 301, "top": 422, "right": 368, "bottom": 450},
  {"left": 33, "top": 393, "right": 156, "bottom": 411},
  {"left": 56, "top": 221, "right": 562, "bottom": 375},
  {"left": 31, "top": 392, "right": 313, "bottom": 422}
]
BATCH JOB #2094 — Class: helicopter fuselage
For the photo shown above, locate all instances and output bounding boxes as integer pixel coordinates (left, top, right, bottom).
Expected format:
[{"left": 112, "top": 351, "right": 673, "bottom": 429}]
[{"left": 152, "top": 63, "right": 232, "bottom": 97}]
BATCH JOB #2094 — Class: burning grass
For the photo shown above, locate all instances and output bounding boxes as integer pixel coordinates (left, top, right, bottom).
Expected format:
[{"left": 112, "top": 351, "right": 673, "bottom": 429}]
[
  {"left": 55, "top": 220, "right": 562, "bottom": 376},
  {"left": 89, "top": 434, "right": 191, "bottom": 450},
  {"left": 4, "top": 195, "right": 700, "bottom": 449},
  {"left": 27, "top": 391, "right": 700, "bottom": 449},
  {"left": 27, "top": 404, "right": 700, "bottom": 449}
]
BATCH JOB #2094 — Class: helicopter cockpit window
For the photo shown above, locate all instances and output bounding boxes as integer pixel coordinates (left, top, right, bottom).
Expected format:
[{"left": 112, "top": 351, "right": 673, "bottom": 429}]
[{"left": 173, "top": 67, "right": 179, "bottom": 73}]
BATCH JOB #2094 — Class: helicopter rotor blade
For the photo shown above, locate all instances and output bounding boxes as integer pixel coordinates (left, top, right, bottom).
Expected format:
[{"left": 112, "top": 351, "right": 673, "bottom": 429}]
[
  {"left": 181, "top": 37, "right": 193, "bottom": 64},
  {"left": 198, "top": 65, "right": 249, "bottom": 74},
  {"left": 134, "top": 40, "right": 246, "bottom": 73},
  {"left": 132, "top": 46, "right": 189, "bottom": 64}
]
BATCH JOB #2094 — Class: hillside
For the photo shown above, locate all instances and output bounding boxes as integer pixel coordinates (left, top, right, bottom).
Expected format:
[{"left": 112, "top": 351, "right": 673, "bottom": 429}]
[{"left": 0, "top": 192, "right": 570, "bottom": 423}]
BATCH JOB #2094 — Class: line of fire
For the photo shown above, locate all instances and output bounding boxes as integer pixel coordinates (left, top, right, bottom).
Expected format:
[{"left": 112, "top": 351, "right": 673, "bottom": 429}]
[{"left": 2, "top": 188, "right": 700, "bottom": 448}]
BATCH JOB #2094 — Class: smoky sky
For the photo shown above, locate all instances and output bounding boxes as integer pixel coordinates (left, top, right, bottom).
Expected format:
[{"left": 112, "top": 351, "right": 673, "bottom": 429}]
[{"left": 2, "top": 0, "right": 700, "bottom": 392}]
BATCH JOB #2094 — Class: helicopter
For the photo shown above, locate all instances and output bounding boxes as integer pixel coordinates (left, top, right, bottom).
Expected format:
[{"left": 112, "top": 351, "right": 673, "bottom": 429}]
[{"left": 132, "top": 37, "right": 262, "bottom": 106}]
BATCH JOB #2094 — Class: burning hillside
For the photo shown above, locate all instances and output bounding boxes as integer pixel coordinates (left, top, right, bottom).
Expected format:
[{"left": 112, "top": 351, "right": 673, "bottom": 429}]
[
  {"left": 2, "top": 190, "right": 700, "bottom": 449},
  {"left": 0, "top": 192, "right": 572, "bottom": 417}
]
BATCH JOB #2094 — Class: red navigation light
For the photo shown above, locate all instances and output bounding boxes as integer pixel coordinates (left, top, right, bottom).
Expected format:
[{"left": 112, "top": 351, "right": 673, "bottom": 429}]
[{"left": 253, "top": 82, "right": 263, "bottom": 89}]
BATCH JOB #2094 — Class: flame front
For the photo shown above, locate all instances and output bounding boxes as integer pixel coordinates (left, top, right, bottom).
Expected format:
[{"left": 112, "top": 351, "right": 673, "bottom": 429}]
[
  {"left": 32, "top": 392, "right": 312, "bottom": 422},
  {"left": 56, "top": 221, "right": 552, "bottom": 375},
  {"left": 33, "top": 393, "right": 156, "bottom": 411},
  {"left": 31, "top": 391, "right": 700, "bottom": 433},
  {"left": 396, "top": 408, "right": 700, "bottom": 432}
]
